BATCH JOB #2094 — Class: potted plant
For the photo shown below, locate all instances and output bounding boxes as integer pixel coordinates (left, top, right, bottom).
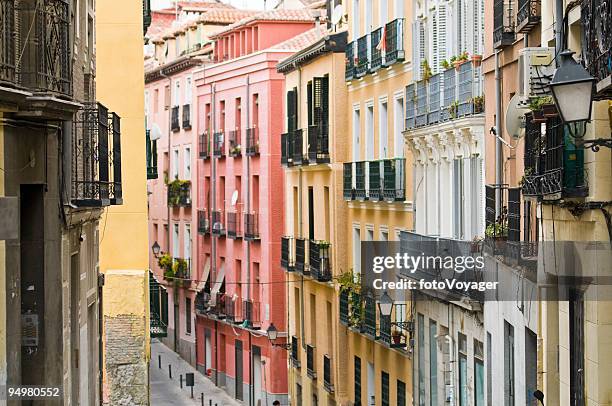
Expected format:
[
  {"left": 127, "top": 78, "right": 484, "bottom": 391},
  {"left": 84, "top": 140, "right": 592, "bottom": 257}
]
[
  {"left": 485, "top": 207, "right": 509, "bottom": 250},
  {"left": 391, "top": 328, "right": 404, "bottom": 345},
  {"left": 471, "top": 53, "right": 482, "bottom": 66},
  {"left": 447, "top": 100, "right": 459, "bottom": 119},
  {"left": 454, "top": 51, "right": 469, "bottom": 70},
  {"left": 473, "top": 95, "right": 484, "bottom": 113},
  {"left": 158, "top": 254, "right": 174, "bottom": 279},
  {"left": 539, "top": 96, "right": 557, "bottom": 117},
  {"left": 440, "top": 59, "right": 451, "bottom": 70},
  {"left": 470, "top": 236, "right": 483, "bottom": 253},
  {"left": 421, "top": 59, "right": 433, "bottom": 81}
]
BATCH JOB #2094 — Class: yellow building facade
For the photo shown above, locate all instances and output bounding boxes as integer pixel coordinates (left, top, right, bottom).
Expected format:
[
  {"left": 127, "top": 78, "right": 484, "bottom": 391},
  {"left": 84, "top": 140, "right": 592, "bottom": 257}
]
[{"left": 96, "top": 1, "right": 151, "bottom": 403}]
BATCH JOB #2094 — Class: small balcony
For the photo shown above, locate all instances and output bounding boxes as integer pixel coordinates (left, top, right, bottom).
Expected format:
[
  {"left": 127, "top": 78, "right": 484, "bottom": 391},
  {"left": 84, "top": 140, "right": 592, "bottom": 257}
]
[
  {"left": 343, "top": 163, "right": 354, "bottom": 200},
  {"left": 323, "top": 355, "right": 334, "bottom": 393},
  {"left": 378, "top": 304, "right": 411, "bottom": 350},
  {"left": 213, "top": 131, "right": 225, "bottom": 157},
  {"left": 244, "top": 213, "right": 260, "bottom": 241},
  {"left": 143, "top": 0, "right": 152, "bottom": 35},
  {"left": 384, "top": 18, "right": 405, "bottom": 65},
  {"left": 361, "top": 295, "right": 377, "bottom": 337},
  {"left": 228, "top": 129, "right": 241, "bottom": 157},
  {"left": 382, "top": 158, "right": 406, "bottom": 202},
  {"left": 281, "top": 236, "right": 294, "bottom": 271},
  {"left": 246, "top": 127, "right": 259, "bottom": 156},
  {"left": 242, "top": 299, "right": 261, "bottom": 328},
  {"left": 582, "top": 0, "right": 612, "bottom": 99},
  {"left": 146, "top": 129, "right": 158, "bottom": 180},
  {"left": 355, "top": 34, "right": 369, "bottom": 77},
  {"left": 211, "top": 209, "right": 225, "bottom": 236},
  {"left": 225, "top": 298, "right": 243, "bottom": 324},
  {"left": 368, "top": 161, "right": 382, "bottom": 202},
  {"left": 171, "top": 106, "right": 180, "bottom": 131},
  {"left": 195, "top": 292, "right": 211, "bottom": 315},
  {"left": 198, "top": 209, "right": 210, "bottom": 234},
  {"left": 370, "top": 27, "right": 383, "bottom": 72},
  {"left": 307, "top": 125, "right": 330, "bottom": 164},
  {"left": 309, "top": 240, "right": 331, "bottom": 282},
  {"left": 182, "top": 104, "right": 191, "bottom": 130},
  {"left": 339, "top": 290, "right": 350, "bottom": 325},
  {"left": 167, "top": 181, "right": 191, "bottom": 207},
  {"left": 295, "top": 237, "right": 306, "bottom": 274},
  {"left": 493, "top": 0, "right": 516, "bottom": 49},
  {"left": 516, "top": 0, "right": 540, "bottom": 33},
  {"left": 345, "top": 41, "right": 356, "bottom": 81},
  {"left": 162, "top": 257, "right": 192, "bottom": 287},
  {"left": 281, "top": 131, "right": 292, "bottom": 166},
  {"left": 355, "top": 161, "right": 367, "bottom": 200},
  {"left": 306, "top": 344, "right": 316, "bottom": 379},
  {"left": 0, "top": 0, "right": 15, "bottom": 85},
  {"left": 291, "top": 129, "right": 304, "bottom": 165},
  {"left": 226, "top": 211, "right": 241, "bottom": 239},
  {"left": 199, "top": 131, "right": 210, "bottom": 159},
  {"left": 344, "top": 159, "right": 406, "bottom": 202},
  {"left": 290, "top": 336, "right": 301, "bottom": 368}
]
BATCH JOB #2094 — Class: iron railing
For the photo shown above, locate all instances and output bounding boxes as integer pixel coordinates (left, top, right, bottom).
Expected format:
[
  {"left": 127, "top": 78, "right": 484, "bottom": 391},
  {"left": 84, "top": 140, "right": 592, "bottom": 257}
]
[
  {"left": 228, "top": 129, "right": 241, "bottom": 157},
  {"left": 17, "top": 0, "right": 72, "bottom": 95},
  {"left": 307, "top": 124, "right": 330, "bottom": 164},
  {"left": 211, "top": 209, "right": 225, "bottom": 236},
  {"left": 182, "top": 104, "right": 191, "bottom": 130},
  {"left": 171, "top": 106, "right": 180, "bottom": 131},
  {"left": 291, "top": 336, "right": 300, "bottom": 368},
  {"left": 378, "top": 304, "right": 410, "bottom": 349},
  {"left": 516, "top": 0, "right": 540, "bottom": 33},
  {"left": 355, "top": 161, "right": 367, "bottom": 200},
  {"left": 143, "top": 0, "right": 152, "bottom": 35},
  {"left": 309, "top": 240, "right": 331, "bottom": 282},
  {"left": 343, "top": 163, "right": 354, "bottom": 200},
  {"left": 242, "top": 299, "right": 261, "bottom": 327},
  {"left": 292, "top": 129, "right": 304, "bottom": 165},
  {"left": 355, "top": 34, "right": 369, "bottom": 77},
  {"left": 244, "top": 213, "right": 259, "bottom": 240},
  {"left": 281, "top": 131, "right": 291, "bottom": 165},
  {"left": 195, "top": 292, "right": 211, "bottom": 315},
  {"left": 213, "top": 131, "right": 225, "bottom": 157},
  {"left": 370, "top": 27, "right": 383, "bottom": 71},
  {"left": 295, "top": 237, "right": 306, "bottom": 274},
  {"left": 344, "top": 159, "right": 406, "bottom": 202},
  {"left": 198, "top": 209, "right": 210, "bottom": 234},
  {"left": 167, "top": 181, "right": 191, "bottom": 207},
  {"left": 281, "top": 236, "right": 294, "bottom": 271},
  {"left": 382, "top": 158, "right": 406, "bottom": 201},
  {"left": 582, "top": 0, "right": 612, "bottom": 99},
  {"left": 345, "top": 41, "right": 356, "bottom": 81},
  {"left": 384, "top": 18, "right": 405, "bottom": 64},
  {"left": 306, "top": 344, "right": 316, "bottom": 379},
  {"left": 199, "top": 131, "right": 210, "bottom": 159},
  {"left": 72, "top": 103, "right": 122, "bottom": 207},
  {"left": 493, "top": 0, "right": 516, "bottom": 48},
  {"left": 362, "top": 295, "right": 377, "bottom": 337},
  {"left": 368, "top": 161, "right": 382, "bottom": 201},
  {"left": 323, "top": 355, "right": 334, "bottom": 392},
  {"left": 246, "top": 127, "right": 259, "bottom": 156},
  {"left": 0, "top": 0, "right": 15, "bottom": 84},
  {"left": 227, "top": 211, "right": 241, "bottom": 238},
  {"left": 339, "top": 290, "right": 350, "bottom": 325}
]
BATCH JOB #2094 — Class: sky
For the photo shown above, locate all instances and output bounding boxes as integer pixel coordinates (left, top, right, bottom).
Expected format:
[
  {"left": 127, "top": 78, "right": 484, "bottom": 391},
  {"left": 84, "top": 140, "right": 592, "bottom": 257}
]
[{"left": 151, "top": 0, "right": 269, "bottom": 10}]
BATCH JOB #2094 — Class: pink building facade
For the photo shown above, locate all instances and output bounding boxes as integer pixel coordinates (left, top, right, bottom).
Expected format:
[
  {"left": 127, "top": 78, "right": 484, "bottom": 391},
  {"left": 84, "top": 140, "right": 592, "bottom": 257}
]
[{"left": 193, "top": 10, "right": 321, "bottom": 404}]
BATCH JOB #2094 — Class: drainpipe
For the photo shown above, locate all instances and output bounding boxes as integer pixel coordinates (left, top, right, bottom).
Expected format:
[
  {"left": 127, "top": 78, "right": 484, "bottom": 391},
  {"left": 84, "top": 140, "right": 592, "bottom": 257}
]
[
  {"left": 297, "top": 67, "right": 306, "bottom": 351},
  {"left": 62, "top": 121, "right": 72, "bottom": 203},
  {"left": 494, "top": 51, "right": 503, "bottom": 216},
  {"left": 245, "top": 74, "right": 254, "bottom": 406},
  {"left": 445, "top": 334, "right": 455, "bottom": 406},
  {"left": 555, "top": 0, "right": 564, "bottom": 63},
  {"left": 210, "top": 81, "right": 219, "bottom": 387}
]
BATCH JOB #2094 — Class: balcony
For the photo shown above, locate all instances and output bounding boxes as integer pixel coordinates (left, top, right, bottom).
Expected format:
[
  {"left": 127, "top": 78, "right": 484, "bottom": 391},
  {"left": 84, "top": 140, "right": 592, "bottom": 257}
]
[
  {"left": 182, "top": 104, "right": 191, "bottom": 130},
  {"left": 582, "top": 0, "right": 612, "bottom": 99},
  {"left": 146, "top": 129, "right": 158, "bottom": 180},
  {"left": 143, "top": 0, "right": 152, "bottom": 35},
  {"left": 521, "top": 115, "right": 587, "bottom": 200},
  {"left": 355, "top": 34, "right": 369, "bottom": 77},
  {"left": 227, "top": 211, "right": 241, "bottom": 238},
  {"left": 213, "top": 131, "right": 225, "bottom": 157},
  {"left": 516, "top": 0, "right": 540, "bottom": 33},
  {"left": 295, "top": 237, "right": 306, "bottom": 274},
  {"left": 345, "top": 41, "right": 356, "bottom": 81},
  {"left": 0, "top": 0, "right": 15, "bottom": 85},
  {"left": 493, "top": 0, "right": 516, "bottom": 49},
  {"left": 167, "top": 181, "right": 191, "bottom": 207},
  {"left": 244, "top": 213, "right": 260, "bottom": 241},
  {"left": 228, "top": 129, "right": 241, "bottom": 157},
  {"left": 198, "top": 209, "right": 210, "bottom": 234},
  {"left": 17, "top": 0, "right": 72, "bottom": 96},
  {"left": 246, "top": 127, "right": 259, "bottom": 156},
  {"left": 339, "top": 290, "right": 350, "bottom": 325},
  {"left": 306, "top": 344, "right": 316, "bottom": 379},
  {"left": 309, "top": 240, "right": 331, "bottom": 282},
  {"left": 384, "top": 18, "right": 405, "bottom": 65},
  {"left": 370, "top": 28, "right": 383, "bottom": 72},
  {"left": 242, "top": 299, "right": 261, "bottom": 328},
  {"left": 162, "top": 257, "right": 192, "bottom": 287},
  {"left": 307, "top": 125, "right": 330, "bottom": 164},
  {"left": 362, "top": 295, "right": 377, "bottom": 337},
  {"left": 225, "top": 298, "right": 243, "bottom": 324},
  {"left": 281, "top": 236, "right": 294, "bottom": 271},
  {"left": 72, "top": 103, "right": 123, "bottom": 207},
  {"left": 323, "top": 355, "right": 334, "bottom": 393},
  {"left": 406, "top": 64, "right": 484, "bottom": 130},
  {"left": 281, "top": 131, "right": 292, "bottom": 165},
  {"left": 171, "top": 106, "right": 180, "bottom": 131},
  {"left": 378, "top": 304, "right": 411, "bottom": 349},
  {"left": 195, "top": 292, "right": 211, "bottom": 315},
  {"left": 211, "top": 209, "right": 225, "bottom": 236},
  {"left": 199, "top": 131, "right": 210, "bottom": 159},
  {"left": 292, "top": 129, "right": 304, "bottom": 165},
  {"left": 290, "top": 336, "right": 301, "bottom": 368},
  {"left": 344, "top": 159, "right": 406, "bottom": 202}
]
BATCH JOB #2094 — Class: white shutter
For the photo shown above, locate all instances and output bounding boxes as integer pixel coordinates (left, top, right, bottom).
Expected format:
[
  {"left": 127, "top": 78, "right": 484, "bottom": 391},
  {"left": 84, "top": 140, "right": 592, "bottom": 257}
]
[
  {"left": 419, "top": 22, "right": 426, "bottom": 78},
  {"left": 437, "top": 4, "right": 448, "bottom": 74},
  {"left": 431, "top": 11, "right": 438, "bottom": 74},
  {"left": 462, "top": 0, "right": 469, "bottom": 52}
]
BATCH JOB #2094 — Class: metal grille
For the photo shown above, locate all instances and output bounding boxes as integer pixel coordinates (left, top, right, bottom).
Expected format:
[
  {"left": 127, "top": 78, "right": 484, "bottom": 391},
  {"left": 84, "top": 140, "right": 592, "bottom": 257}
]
[
  {"left": 370, "top": 28, "right": 383, "bottom": 71},
  {"left": 343, "top": 162, "right": 353, "bottom": 200},
  {"left": 292, "top": 129, "right": 304, "bottom": 165},
  {"left": 493, "top": 0, "right": 516, "bottom": 48},
  {"left": 385, "top": 18, "right": 404, "bottom": 64},
  {"left": 306, "top": 345, "right": 316, "bottom": 379},
  {"left": 323, "top": 355, "right": 333, "bottom": 392},
  {"left": 582, "top": 0, "right": 612, "bottom": 99},
  {"left": 171, "top": 106, "right": 180, "bottom": 131},
  {"left": 356, "top": 35, "right": 369, "bottom": 77},
  {"left": 339, "top": 290, "right": 349, "bottom": 325},
  {"left": 442, "top": 67, "right": 456, "bottom": 121},
  {"left": 355, "top": 161, "right": 367, "bottom": 200},
  {"left": 415, "top": 80, "right": 428, "bottom": 127},
  {"left": 368, "top": 160, "right": 382, "bottom": 201},
  {"left": 457, "top": 63, "right": 473, "bottom": 117},
  {"left": 246, "top": 127, "right": 259, "bottom": 156},
  {"left": 507, "top": 188, "right": 521, "bottom": 242},
  {"left": 199, "top": 131, "right": 210, "bottom": 159},
  {"left": 0, "top": 0, "right": 15, "bottom": 84},
  {"left": 345, "top": 41, "right": 355, "bottom": 81},
  {"left": 309, "top": 240, "right": 331, "bottom": 282},
  {"left": 295, "top": 237, "right": 306, "bottom": 273},
  {"left": 244, "top": 212, "right": 259, "bottom": 240},
  {"left": 182, "top": 104, "right": 191, "bottom": 129},
  {"left": 362, "top": 295, "right": 376, "bottom": 337},
  {"left": 226, "top": 211, "right": 241, "bottom": 238},
  {"left": 213, "top": 131, "right": 225, "bottom": 157},
  {"left": 516, "top": 0, "right": 540, "bottom": 33},
  {"left": 405, "top": 84, "right": 415, "bottom": 129},
  {"left": 427, "top": 74, "right": 441, "bottom": 124},
  {"left": 228, "top": 129, "right": 241, "bottom": 157},
  {"left": 383, "top": 158, "right": 406, "bottom": 201}
]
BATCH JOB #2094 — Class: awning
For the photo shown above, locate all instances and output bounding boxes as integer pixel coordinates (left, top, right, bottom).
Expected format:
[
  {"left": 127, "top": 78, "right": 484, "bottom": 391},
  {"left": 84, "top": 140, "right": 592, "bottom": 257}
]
[
  {"left": 210, "top": 265, "right": 226, "bottom": 305},
  {"left": 195, "top": 257, "right": 211, "bottom": 292}
]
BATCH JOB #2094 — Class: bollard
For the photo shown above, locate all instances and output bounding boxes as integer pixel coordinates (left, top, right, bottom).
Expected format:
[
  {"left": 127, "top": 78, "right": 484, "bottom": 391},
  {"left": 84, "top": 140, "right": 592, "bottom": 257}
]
[
  {"left": 201, "top": 393, "right": 204, "bottom": 406},
  {"left": 180, "top": 374, "right": 183, "bottom": 389},
  {"left": 209, "top": 400, "right": 212, "bottom": 406},
  {"left": 169, "top": 364, "right": 172, "bottom": 379},
  {"left": 158, "top": 355, "right": 161, "bottom": 369},
  {"left": 191, "top": 387, "right": 194, "bottom": 398}
]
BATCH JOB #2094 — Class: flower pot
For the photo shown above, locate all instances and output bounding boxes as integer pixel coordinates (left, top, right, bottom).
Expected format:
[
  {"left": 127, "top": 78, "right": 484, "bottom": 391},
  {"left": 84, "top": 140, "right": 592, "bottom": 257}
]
[
  {"left": 392, "top": 334, "right": 402, "bottom": 345},
  {"left": 541, "top": 103, "right": 558, "bottom": 117},
  {"left": 454, "top": 60, "right": 465, "bottom": 70},
  {"left": 471, "top": 54, "right": 482, "bottom": 66},
  {"left": 532, "top": 110, "right": 546, "bottom": 123}
]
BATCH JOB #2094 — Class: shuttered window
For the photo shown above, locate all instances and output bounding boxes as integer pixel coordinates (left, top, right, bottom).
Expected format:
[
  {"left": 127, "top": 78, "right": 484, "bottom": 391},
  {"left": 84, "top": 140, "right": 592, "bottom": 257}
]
[
  {"left": 355, "top": 356, "right": 362, "bottom": 406},
  {"left": 382, "top": 371, "right": 390, "bottom": 406},
  {"left": 286, "top": 88, "right": 298, "bottom": 132},
  {"left": 397, "top": 380, "right": 406, "bottom": 406}
]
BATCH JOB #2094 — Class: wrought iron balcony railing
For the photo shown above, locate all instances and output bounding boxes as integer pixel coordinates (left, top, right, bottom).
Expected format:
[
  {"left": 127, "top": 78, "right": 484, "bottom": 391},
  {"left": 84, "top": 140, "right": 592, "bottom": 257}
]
[
  {"left": 292, "top": 129, "right": 304, "bottom": 165},
  {"left": 199, "top": 131, "right": 210, "bottom": 159},
  {"left": 339, "top": 290, "right": 350, "bottom": 325},
  {"left": 521, "top": 114, "right": 587, "bottom": 199},
  {"left": 361, "top": 295, "right": 377, "bottom": 337},
  {"left": 281, "top": 131, "right": 292, "bottom": 166},
  {"left": 143, "top": 0, "right": 152, "bottom": 35},
  {"left": 225, "top": 298, "right": 243, "bottom": 323},
  {"left": 227, "top": 211, "right": 241, "bottom": 238},
  {"left": 406, "top": 64, "right": 484, "bottom": 130},
  {"left": 213, "top": 131, "right": 225, "bottom": 157},
  {"left": 343, "top": 163, "right": 354, "bottom": 200},
  {"left": 309, "top": 240, "right": 331, "bottom": 282},
  {"left": 281, "top": 236, "right": 294, "bottom": 271},
  {"left": 355, "top": 34, "right": 369, "bottom": 77},
  {"left": 242, "top": 299, "right": 261, "bottom": 328},
  {"left": 345, "top": 41, "right": 356, "bottom": 81},
  {"left": 295, "top": 237, "right": 306, "bottom": 274},
  {"left": 290, "top": 336, "right": 300, "bottom": 368},
  {"left": 0, "top": 0, "right": 15, "bottom": 85},
  {"left": 355, "top": 161, "right": 367, "bottom": 200},
  {"left": 228, "top": 129, "right": 241, "bottom": 157},
  {"left": 171, "top": 106, "right": 180, "bottom": 131},
  {"left": 307, "top": 124, "right": 330, "bottom": 164},
  {"left": 306, "top": 344, "right": 316, "bottom": 379},
  {"left": 384, "top": 18, "right": 405, "bottom": 65},
  {"left": 382, "top": 158, "right": 406, "bottom": 202},
  {"left": 211, "top": 209, "right": 225, "bottom": 236},
  {"left": 198, "top": 209, "right": 210, "bottom": 234},
  {"left": 72, "top": 103, "right": 123, "bottom": 207},
  {"left": 244, "top": 213, "right": 259, "bottom": 241},
  {"left": 182, "top": 104, "right": 191, "bottom": 130},
  {"left": 146, "top": 129, "right": 158, "bottom": 180},
  {"left": 164, "top": 257, "right": 191, "bottom": 286},
  {"left": 368, "top": 161, "right": 382, "bottom": 201},
  {"left": 582, "top": 0, "right": 612, "bottom": 99},
  {"left": 17, "top": 0, "right": 72, "bottom": 95},
  {"left": 246, "top": 127, "right": 259, "bottom": 156},
  {"left": 493, "top": 0, "right": 516, "bottom": 48},
  {"left": 195, "top": 292, "right": 211, "bottom": 315},
  {"left": 370, "top": 27, "right": 383, "bottom": 72},
  {"left": 378, "top": 304, "right": 410, "bottom": 349},
  {"left": 167, "top": 181, "right": 191, "bottom": 207},
  {"left": 323, "top": 355, "right": 334, "bottom": 392},
  {"left": 344, "top": 159, "right": 406, "bottom": 202},
  {"left": 516, "top": 0, "right": 540, "bottom": 33}
]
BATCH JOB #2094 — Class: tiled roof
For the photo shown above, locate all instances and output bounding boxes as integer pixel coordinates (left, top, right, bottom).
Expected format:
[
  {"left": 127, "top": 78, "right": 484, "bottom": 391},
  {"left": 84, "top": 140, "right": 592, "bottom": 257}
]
[
  {"left": 270, "top": 25, "right": 328, "bottom": 51},
  {"left": 210, "top": 9, "right": 321, "bottom": 39},
  {"left": 176, "top": 1, "right": 234, "bottom": 10},
  {"left": 146, "top": 11, "right": 176, "bottom": 39},
  {"left": 197, "top": 9, "right": 261, "bottom": 25},
  {"left": 299, "top": 0, "right": 324, "bottom": 5}
]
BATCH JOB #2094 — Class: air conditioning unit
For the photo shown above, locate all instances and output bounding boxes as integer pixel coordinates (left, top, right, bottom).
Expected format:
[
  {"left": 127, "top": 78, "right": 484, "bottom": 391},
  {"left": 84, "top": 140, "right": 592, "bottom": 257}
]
[{"left": 518, "top": 47, "right": 556, "bottom": 100}]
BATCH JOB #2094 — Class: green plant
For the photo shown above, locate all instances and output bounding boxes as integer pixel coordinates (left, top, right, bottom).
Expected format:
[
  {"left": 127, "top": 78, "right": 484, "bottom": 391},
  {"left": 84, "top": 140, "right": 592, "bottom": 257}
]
[
  {"left": 447, "top": 100, "right": 459, "bottom": 119},
  {"left": 173, "top": 257, "right": 189, "bottom": 277},
  {"left": 457, "top": 51, "right": 469, "bottom": 61},
  {"left": 473, "top": 95, "right": 484, "bottom": 112},
  {"left": 440, "top": 59, "right": 451, "bottom": 70},
  {"left": 158, "top": 254, "right": 174, "bottom": 278},
  {"left": 421, "top": 59, "right": 433, "bottom": 81},
  {"left": 337, "top": 270, "right": 361, "bottom": 294},
  {"left": 485, "top": 222, "right": 508, "bottom": 238},
  {"left": 168, "top": 179, "right": 191, "bottom": 206},
  {"left": 449, "top": 55, "right": 457, "bottom": 64},
  {"left": 527, "top": 95, "right": 554, "bottom": 112}
]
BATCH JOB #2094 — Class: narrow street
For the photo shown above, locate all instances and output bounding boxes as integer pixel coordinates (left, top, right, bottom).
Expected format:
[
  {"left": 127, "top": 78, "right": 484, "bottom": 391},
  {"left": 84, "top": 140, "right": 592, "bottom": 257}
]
[{"left": 150, "top": 340, "right": 241, "bottom": 406}]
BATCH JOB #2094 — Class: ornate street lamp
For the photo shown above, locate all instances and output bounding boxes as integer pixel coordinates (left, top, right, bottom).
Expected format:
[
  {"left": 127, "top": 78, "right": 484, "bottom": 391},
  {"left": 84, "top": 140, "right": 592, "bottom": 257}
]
[
  {"left": 151, "top": 241, "right": 161, "bottom": 258},
  {"left": 266, "top": 323, "right": 291, "bottom": 350},
  {"left": 549, "top": 50, "right": 595, "bottom": 125},
  {"left": 377, "top": 291, "right": 393, "bottom": 317}
]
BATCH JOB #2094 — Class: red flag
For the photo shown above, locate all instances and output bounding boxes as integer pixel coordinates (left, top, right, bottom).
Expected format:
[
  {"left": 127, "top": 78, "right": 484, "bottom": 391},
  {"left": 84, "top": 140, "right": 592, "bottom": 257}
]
[{"left": 376, "top": 26, "right": 386, "bottom": 52}]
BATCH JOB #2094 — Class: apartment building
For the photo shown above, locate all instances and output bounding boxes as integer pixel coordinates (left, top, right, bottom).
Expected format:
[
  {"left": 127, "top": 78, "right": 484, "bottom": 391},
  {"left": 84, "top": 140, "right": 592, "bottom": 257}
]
[
  {"left": 193, "top": 9, "right": 321, "bottom": 404},
  {"left": 0, "top": 0, "right": 123, "bottom": 405},
  {"left": 277, "top": 26, "right": 349, "bottom": 405}
]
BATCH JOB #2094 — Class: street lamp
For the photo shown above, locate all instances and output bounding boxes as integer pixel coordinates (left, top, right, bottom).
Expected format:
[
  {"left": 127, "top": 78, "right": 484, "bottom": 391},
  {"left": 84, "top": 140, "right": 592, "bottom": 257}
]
[
  {"left": 151, "top": 241, "right": 161, "bottom": 258},
  {"left": 378, "top": 291, "right": 393, "bottom": 317},
  {"left": 549, "top": 50, "right": 595, "bottom": 131},
  {"left": 266, "top": 323, "right": 291, "bottom": 350}
]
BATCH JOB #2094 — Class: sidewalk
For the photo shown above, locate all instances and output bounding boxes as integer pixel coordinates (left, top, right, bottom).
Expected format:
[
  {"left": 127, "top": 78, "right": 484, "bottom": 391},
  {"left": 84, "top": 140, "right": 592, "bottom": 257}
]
[{"left": 150, "top": 339, "right": 241, "bottom": 406}]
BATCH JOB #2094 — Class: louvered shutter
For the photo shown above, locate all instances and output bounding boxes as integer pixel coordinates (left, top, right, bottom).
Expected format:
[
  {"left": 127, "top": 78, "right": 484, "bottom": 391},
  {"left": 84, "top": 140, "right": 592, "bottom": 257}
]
[
  {"left": 419, "top": 22, "right": 426, "bottom": 77},
  {"left": 438, "top": 4, "right": 448, "bottom": 72},
  {"left": 321, "top": 77, "right": 329, "bottom": 135},
  {"left": 431, "top": 11, "right": 438, "bottom": 74},
  {"left": 307, "top": 81, "right": 313, "bottom": 126}
]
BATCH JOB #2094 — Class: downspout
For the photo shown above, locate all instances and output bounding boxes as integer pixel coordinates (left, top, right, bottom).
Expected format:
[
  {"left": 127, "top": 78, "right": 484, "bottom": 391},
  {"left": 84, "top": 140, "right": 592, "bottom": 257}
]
[
  {"left": 211, "top": 81, "right": 219, "bottom": 387},
  {"left": 494, "top": 51, "right": 503, "bottom": 216},
  {"left": 555, "top": 0, "right": 564, "bottom": 61},
  {"left": 245, "top": 74, "right": 254, "bottom": 406},
  {"left": 297, "top": 67, "right": 305, "bottom": 351}
]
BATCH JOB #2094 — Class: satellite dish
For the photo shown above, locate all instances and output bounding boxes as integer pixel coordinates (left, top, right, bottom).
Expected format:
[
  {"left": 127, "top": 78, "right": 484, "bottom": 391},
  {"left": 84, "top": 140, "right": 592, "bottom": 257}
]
[
  {"left": 331, "top": 4, "right": 344, "bottom": 26},
  {"left": 231, "top": 190, "right": 238, "bottom": 206},
  {"left": 506, "top": 94, "right": 529, "bottom": 139},
  {"left": 150, "top": 123, "right": 163, "bottom": 141}
]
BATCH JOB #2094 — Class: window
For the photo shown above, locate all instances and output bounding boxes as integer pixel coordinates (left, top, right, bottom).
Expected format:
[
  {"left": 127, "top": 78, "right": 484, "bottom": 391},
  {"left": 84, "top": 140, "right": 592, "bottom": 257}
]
[
  {"left": 353, "top": 227, "right": 361, "bottom": 279},
  {"left": 458, "top": 333, "right": 468, "bottom": 406},
  {"left": 174, "top": 79, "right": 181, "bottom": 106},
  {"left": 184, "top": 224, "right": 191, "bottom": 260},
  {"left": 380, "top": 0, "right": 388, "bottom": 26},
  {"left": 429, "top": 321, "right": 438, "bottom": 406},
  {"left": 453, "top": 159, "right": 465, "bottom": 239},
  {"left": 504, "top": 321, "right": 515, "bottom": 406},
  {"left": 173, "top": 149, "right": 179, "bottom": 179},
  {"left": 365, "top": 103, "right": 374, "bottom": 160},
  {"left": 352, "top": 0, "right": 361, "bottom": 37},
  {"left": 185, "top": 297, "right": 192, "bottom": 334},
  {"left": 381, "top": 371, "right": 390, "bottom": 406},
  {"left": 354, "top": 356, "right": 362, "bottom": 406},
  {"left": 394, "top": 96, "right": 404, "bottom": 157},
  {"left": 397, "top": 380, "right": 406, "bottom": 406},
  {"left": 172, "top": 223, "right": 179, "bottom": 257},
  {"left": 379, "top": 99, "right": 388, "bottom": 158},
  {"left": 474, "top": 339, "right": 485, "bottom": 406},
  {"left": 252, "top": 94, "right": 259, "bottom": 128},
  {"left": 353, "top": 107, "right": 361, "bottom": 161},
  {"left": 417, "top": 314, "right": 425, "bottom": 406},
  {"left": 185, "top": 75, "right": 192, "bottom": 104},
  {"left": 164, "top": 85, "right": 171, "bottom": 110},
  {"left": 154, "top": 88, "right": 159, "bottom": 113},
  {"left": 184, "top": 147, "right": 191, "bottom": 180}
]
